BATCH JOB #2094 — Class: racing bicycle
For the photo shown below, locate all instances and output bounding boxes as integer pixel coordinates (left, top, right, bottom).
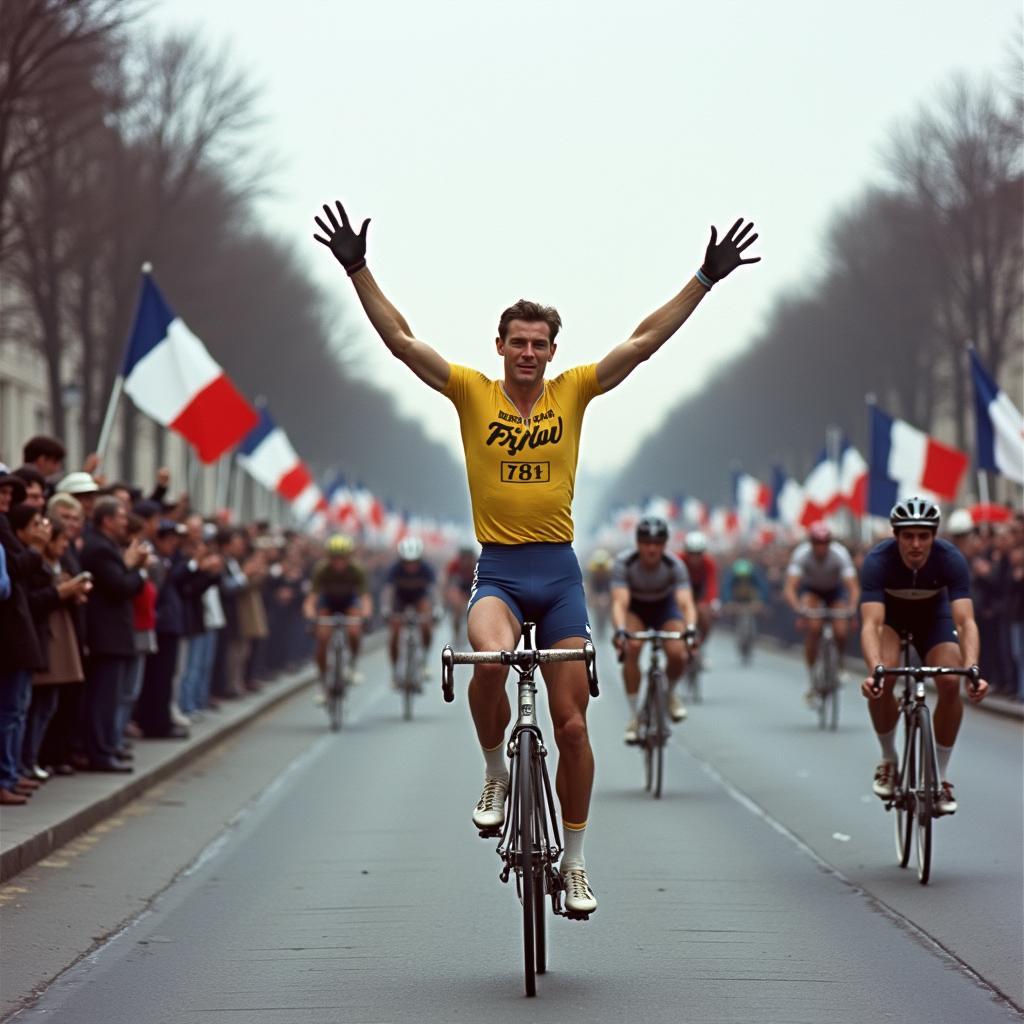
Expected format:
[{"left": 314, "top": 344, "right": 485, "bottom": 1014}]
[
  {"left": 392, "top": 607, "right": 434, "bottom": 721},
  {"left": 621, "top": 629, "right": 695, "bottom": 798},
  {"left": 871, "top": 632, "right": 980, "bottom": 885},
  {"left": 802, "top": 607, "right": 855, "bottom": 732},
  {"left": 441, "top": 624, "right": 599, "bottom": 997},
  {"left": 315, "top": 615, "right": 361, "bottom": 731}
]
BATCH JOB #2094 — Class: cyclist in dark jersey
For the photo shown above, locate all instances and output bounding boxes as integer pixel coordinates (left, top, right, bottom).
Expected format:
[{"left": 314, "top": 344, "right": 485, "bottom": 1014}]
[
  {"left": 385, "top": 536, "right": 436, "bottom": 686},
  {"left": 859, "top": 497, "right": 989, "bottom": 814}
]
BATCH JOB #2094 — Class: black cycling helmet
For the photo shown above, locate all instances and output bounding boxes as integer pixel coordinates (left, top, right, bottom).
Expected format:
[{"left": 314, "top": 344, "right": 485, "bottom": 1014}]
[
  {"left": 890, "top": 496, "right": 941, "bottom": 531},
  {"left": 636, "top": 516, "right": 669, "bottom": 543}
]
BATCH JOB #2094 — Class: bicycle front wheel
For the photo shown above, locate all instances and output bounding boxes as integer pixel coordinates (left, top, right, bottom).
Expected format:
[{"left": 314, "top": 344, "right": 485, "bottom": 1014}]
[
  {"left": 915, "top": 706, "right": 935, "bottom": 885},
  {"left": 649, "top": 676, "right": 665, "bottom": 800},
  {"left": 328, "top": 643, "right": 345, "bottom": 732},
  {"left": 895, "top": 715, "right": 916, "bottom": 868},
  {"left": 518, "top": 730, "right": 537, "bottom": 997}
]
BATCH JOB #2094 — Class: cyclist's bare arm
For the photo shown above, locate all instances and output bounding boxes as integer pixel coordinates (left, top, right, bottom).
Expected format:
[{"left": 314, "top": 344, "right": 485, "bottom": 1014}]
[
  {"left": 610, "top": 584, "right": 630, "bottom": 631},
  {"left": 596, "top": 279, "right": 709, "bottom": 392},
  {"left": 676, "top": 586, "right": 698, "bottom": 629},
  {"left": 950, "top": 598, "right": 980, "bottom": 666},
  {"left": 351, "top": 269, "right": 450, "bottom": 391},
  {"left": 843, "top": 570, "right": 861, "bottom": 605},
  {"left": 595, "top": 218, "right": 760, "bottom": 393},
  {"left": 859, "top": 602, "right": 885, "bottom": 669},
  {"left": 782, "top": 573, "right": 801, "bottom": 611},
  {"left": 313, "top": 200, "right": 449, "bottom": 391}
]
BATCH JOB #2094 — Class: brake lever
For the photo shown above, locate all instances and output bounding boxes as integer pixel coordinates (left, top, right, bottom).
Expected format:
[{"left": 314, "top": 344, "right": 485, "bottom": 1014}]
[
  {"left": 441, "top": 646, "right": 455, "bottom": 703},
  {"left": 584, "top": 640, "right": 599, "bottom": 697}
]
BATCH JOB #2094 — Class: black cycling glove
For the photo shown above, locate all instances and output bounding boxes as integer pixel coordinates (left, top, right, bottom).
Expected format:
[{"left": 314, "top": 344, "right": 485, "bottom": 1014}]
[
  {"left": 699, "top": 218, "right": 760, "bottom": 285},
  {"left": 313, "top": 201, "right": 370, "bottom": 275}
]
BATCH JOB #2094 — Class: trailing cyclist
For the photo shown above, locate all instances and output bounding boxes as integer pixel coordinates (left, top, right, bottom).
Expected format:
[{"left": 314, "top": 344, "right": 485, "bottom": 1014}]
[
  {"left": 723, "top": 557, "right": 768, "bottom": 660},
  {"left": 679, "top": 531, "right": 719, "bottom": 648},
  {"left": 314, "top": 197, "right": 760, "bottom": 915},
  {"left": 384, "top": 536, "right": 436, "bottom": 688},
  {"left": 302, "top": 535, "right": 372, "bottom": 703},
  {"left": 585, "top": 548, "right": 614, "bottom": 639},
  {"left": 859, "top": 498, "right": 989, "bottom": 813},
  {"left": 783, "top": 521, "right": 859, "bottom": 706},
  {"left": 443, "top": 546, "right": 477, "bottom": 643},
  {"left": 610, "top": 516, "right": 697, "bottom": 741}
]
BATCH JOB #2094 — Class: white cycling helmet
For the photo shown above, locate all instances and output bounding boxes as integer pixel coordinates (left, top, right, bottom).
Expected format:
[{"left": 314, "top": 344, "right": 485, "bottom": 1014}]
[
  {"left": 398, "top": 536, "right": 424, "bottom": 560},
  {"left": 684, "top": 530, "right": 708, "bottom": 554},
  {"left": 890, "top": 496, "right": 941, "bottom": 531}
]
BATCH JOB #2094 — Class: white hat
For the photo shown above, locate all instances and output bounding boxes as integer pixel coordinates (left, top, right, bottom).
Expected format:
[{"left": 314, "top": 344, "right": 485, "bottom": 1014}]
[
  {"left": 56, "top": 471, "right": 99, "bottom": 495},
  {"left": 946, "top": 508, "right": 975, "bottom": 536}
]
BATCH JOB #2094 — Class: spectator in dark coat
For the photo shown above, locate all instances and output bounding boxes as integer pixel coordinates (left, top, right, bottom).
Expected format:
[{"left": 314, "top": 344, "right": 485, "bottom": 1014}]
[
  {"left": 0, "top": 476, "right": 46, "bottom": 805},
  {"left": 79, "top": 498, "right": 147, "bottom": 771}
]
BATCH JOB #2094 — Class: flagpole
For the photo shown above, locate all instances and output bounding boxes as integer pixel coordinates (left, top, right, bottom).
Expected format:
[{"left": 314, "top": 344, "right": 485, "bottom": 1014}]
[{"left": 95, "top": 375, "right": 124, "bottom": 464}]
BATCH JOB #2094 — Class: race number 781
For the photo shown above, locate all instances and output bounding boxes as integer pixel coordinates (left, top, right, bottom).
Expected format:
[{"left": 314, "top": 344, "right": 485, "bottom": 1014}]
[{"left": 501, "top": 461, "right": 550, "bottom": 483}]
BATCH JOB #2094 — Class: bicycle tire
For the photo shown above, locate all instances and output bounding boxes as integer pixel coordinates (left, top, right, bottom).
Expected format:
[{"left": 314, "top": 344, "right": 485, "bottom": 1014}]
[
  {"left": 651, "top": 673, "right": 665, "bottom": 800},
  {"left": 532, "top": 767, "right": 547, "bottom": 975},
  {"left": 328, "top": 639, "right": 345, "bottom": 732},
  {"left": 402, "top": 633, "right": 416, "bottom": 722},
  {"left": 915, "top": 705, "right": 935, "bottom": 885},
  {"left": 518, "top": 730, "right": 537, "bottom": 997},
  {"left": 895, "top": 714, "right": 915, "bottom": 868},
  {"left": 829, "top": 680, "right": 839, "bottom": 732},
  {"left": 686, "top": 659, "right": 702, "bottom": 704}
]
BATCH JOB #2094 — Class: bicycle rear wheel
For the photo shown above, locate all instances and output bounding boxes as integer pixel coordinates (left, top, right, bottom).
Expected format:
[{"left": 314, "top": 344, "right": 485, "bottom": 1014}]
[
  {"left": 895, "top": 715, "right": 915, "bottom": 868},
  {"left": 686, "top": 659, "right": 701, "bottom": 704},
  {"left": 518, "top": 730, "right": 537, "bottom": 997},
  {"left": 402, "top": 636, "right": 416, "bottom": 722},
  {"left": 915, "top": 706, "right": 935, "bottom": 885},
  {"left": 532, "top": 780, "right": 547, "bottom": 975}
]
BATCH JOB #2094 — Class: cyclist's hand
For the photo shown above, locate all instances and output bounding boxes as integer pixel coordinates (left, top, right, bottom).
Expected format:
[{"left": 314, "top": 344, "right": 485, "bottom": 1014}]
[
  {"left": 612, "top": 628, "right": 627, "bottom": 651},
  {"left": 966, "top": 674, "right": 989, "bottom": 704},
  {"left": 861, "top": 675, "right": 881, "bottom": 699},
  {"left": 700, "top": 218, "right": 760, "bottom": 283},
  {"left": 313, "top": 200, "right": 370, "bottom": 275}
]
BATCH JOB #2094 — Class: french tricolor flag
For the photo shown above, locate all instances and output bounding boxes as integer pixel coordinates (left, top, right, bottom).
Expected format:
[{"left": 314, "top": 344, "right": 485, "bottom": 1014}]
[
  {"left": 799, "top": 449, "right": 840, "bottom": 527},
  {"left": 121, "top": 272, "right": 257, "bottom": 463},
  {"left": 734, "top": 472, "right": 771, "bottom": 513},
  {"left": 838, "top": 438, "right": 868, "bottom": 516},
  {"left": 868, "top": 403, "right": 968, "bottom": 517},
  {"left": 970, "top": 348, "right": 1024, "bottom": 485},
  {"left": 236, "top": 408, "right": 311, "bottom": 500},
  {"left": 770, "top": 465, "right": 804, "bottom": 527}
]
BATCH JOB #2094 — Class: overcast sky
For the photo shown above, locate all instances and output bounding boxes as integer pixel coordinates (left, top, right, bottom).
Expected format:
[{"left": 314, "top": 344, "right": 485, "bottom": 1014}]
[{"left": 151, "top": 0, "right": 1017, "bottom": 476}]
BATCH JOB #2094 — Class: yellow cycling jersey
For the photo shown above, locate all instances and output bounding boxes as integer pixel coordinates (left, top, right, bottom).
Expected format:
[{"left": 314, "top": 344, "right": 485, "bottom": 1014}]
[{"left": 444, "top": 363, "right": 602, "bottom": 545}]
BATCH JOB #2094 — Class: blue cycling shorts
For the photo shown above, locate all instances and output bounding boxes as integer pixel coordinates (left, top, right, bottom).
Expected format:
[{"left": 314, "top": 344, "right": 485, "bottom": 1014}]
[
  {"left": 628, "top": 595, "right": 683, "bottom": 630},
  {"left": 469, "top": 543, "right": 590, "bottom": 649},
  {"left": 885, "top": 601, "right": 957, "bottom": 660}
]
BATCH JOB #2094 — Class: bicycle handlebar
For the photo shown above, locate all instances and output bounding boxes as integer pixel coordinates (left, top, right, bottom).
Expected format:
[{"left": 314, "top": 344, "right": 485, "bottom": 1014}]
[
  {"left": 312, "top": 615, "right": 364, "bottom": 627},
  {"left": 615, "top": 627, "right": 697, "bottom": 663},
  {"left": 440, "top": 642, "right": 599, "bottom": 703},
  {"left": 870, "top": 663, "right": 981, "bottom": 696}
]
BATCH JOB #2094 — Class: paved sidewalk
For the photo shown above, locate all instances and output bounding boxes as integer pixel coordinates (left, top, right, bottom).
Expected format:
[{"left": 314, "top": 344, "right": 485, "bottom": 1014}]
[{"left": 0, "top": 666, "right": 317, "bottom": 883}]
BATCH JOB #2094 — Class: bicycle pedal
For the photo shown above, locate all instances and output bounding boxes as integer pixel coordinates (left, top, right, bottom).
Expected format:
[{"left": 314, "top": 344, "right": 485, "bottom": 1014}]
[
  {"left": 562, "top": 910, "right": 591, "bottom": 922},
  {"left": 477, "top": 827, "right": 501, "bottom": 839}
]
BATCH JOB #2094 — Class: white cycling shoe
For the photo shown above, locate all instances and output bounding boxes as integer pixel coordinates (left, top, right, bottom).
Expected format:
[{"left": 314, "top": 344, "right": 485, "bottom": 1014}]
[
  {"left": 472, "top": 775, "right": 509, "bottom": 831},
  {"left": 560, "top": 865, "right": 597, "bottom": 915},
  {"left": 937, "top": 781, "right": 957, "bottom": 815},
  {"left": 312, "top": 688, "right": 326, "bottom": 707},
  {"left": 623, "top": 716, "right": 638, "bottom": 744},
  {"left": 669, "top": 692, "right": 688, "bottom": 722},
  {"left": 872, "top": 760, "right": 896, "bottom": 799}
]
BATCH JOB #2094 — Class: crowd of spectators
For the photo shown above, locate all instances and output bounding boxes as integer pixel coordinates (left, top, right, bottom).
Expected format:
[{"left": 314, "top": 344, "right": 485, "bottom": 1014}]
[
  {"left": 0, "top": 434, "right": 319, "bottom": 807},
  {"left": 732, "top": 510, "right": 1024, "bottom": 700}
]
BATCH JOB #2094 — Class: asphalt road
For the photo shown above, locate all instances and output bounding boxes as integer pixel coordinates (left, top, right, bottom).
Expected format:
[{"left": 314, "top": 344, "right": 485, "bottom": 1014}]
[{"left": 2, "top": 631, "right": 1021, "bottom": 1023}]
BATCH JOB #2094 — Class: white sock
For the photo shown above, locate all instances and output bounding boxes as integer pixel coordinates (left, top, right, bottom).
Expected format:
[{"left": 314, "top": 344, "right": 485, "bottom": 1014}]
[
  {"left": 482, "top": 742, "right": 508, "bottom": 780},
  {"left": 876, "top": 726, "right": 898, "bottom": 763},
  {"left": 626, "top": 693, "right": 639, "bottom": 715},
  {"left": 936, "top": 743, "right": 953, "bottom": 781},
  {"left": 561, "top": 820, "right": 586, "bottom": 870}
]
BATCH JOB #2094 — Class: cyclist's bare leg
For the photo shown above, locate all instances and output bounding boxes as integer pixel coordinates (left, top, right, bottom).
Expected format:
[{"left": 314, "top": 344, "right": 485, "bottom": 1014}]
[
  {"left": 829, "top": 597, "right": 851, "bottom": 664},
  {"left": 696, "top": 603, "right": 713, "bottom": 645},
  {"left": 346, "top": 623, "right": 362, "bottom": 662},
  {"left": 387, "top": 615, "right": 401, "bottom": 667},
  {"left": 802, "top": 591, "right": 824, "bottom": 669},
  {"left": 621, "top": 611, "right": 645, "bottom": 697},
  {"left": 661, "top": 617, "right": 687, "bottom": 687},
  {"left": 466, "top": 596, "right": 519, "bottom": 750},
  {"left": 865, "top": 625, "right": 902, "bottom": 735},
  {"left": 541, "top": 637, "right": 593, "bottom": 827},
  {"left": 927, "top": 641, "right": 964, "bottom": 749},
  {"left": 416, "top": 596, "right": 434, "bottom": 650},
  {"left": 314, "top": 622, "right": 332, "bottom": 678}
]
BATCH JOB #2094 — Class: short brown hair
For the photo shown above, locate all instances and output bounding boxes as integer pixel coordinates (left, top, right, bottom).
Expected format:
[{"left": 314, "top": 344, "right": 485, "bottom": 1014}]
[{"left": 497, "top": 299, "right": 562, "bottom": 342}]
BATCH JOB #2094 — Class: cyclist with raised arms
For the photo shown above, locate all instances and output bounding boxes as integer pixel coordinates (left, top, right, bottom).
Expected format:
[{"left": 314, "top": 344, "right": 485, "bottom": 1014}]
[
  {"left": 783, "top": 521, "right": 860, "bottom": 706},
  {"left": 302, "top": 535, "right": 372, "bottom": 702},
  {"left": 610, "top": 516, "right": 697, "bottom": 742},
  {"left": 859, "top": 498, "right": 988, "bottom": 813},
  {"left": 384, "top": 536, "right": 436, "bottom": 687},
  {"left": 314, "top": 199, "right": 760, "bottom": 915}
]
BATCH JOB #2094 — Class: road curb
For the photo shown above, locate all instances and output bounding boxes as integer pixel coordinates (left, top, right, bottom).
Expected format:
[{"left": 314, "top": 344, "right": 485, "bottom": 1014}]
[{"left": 0, "top": 668, "right": 317, "bottom": 884}]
